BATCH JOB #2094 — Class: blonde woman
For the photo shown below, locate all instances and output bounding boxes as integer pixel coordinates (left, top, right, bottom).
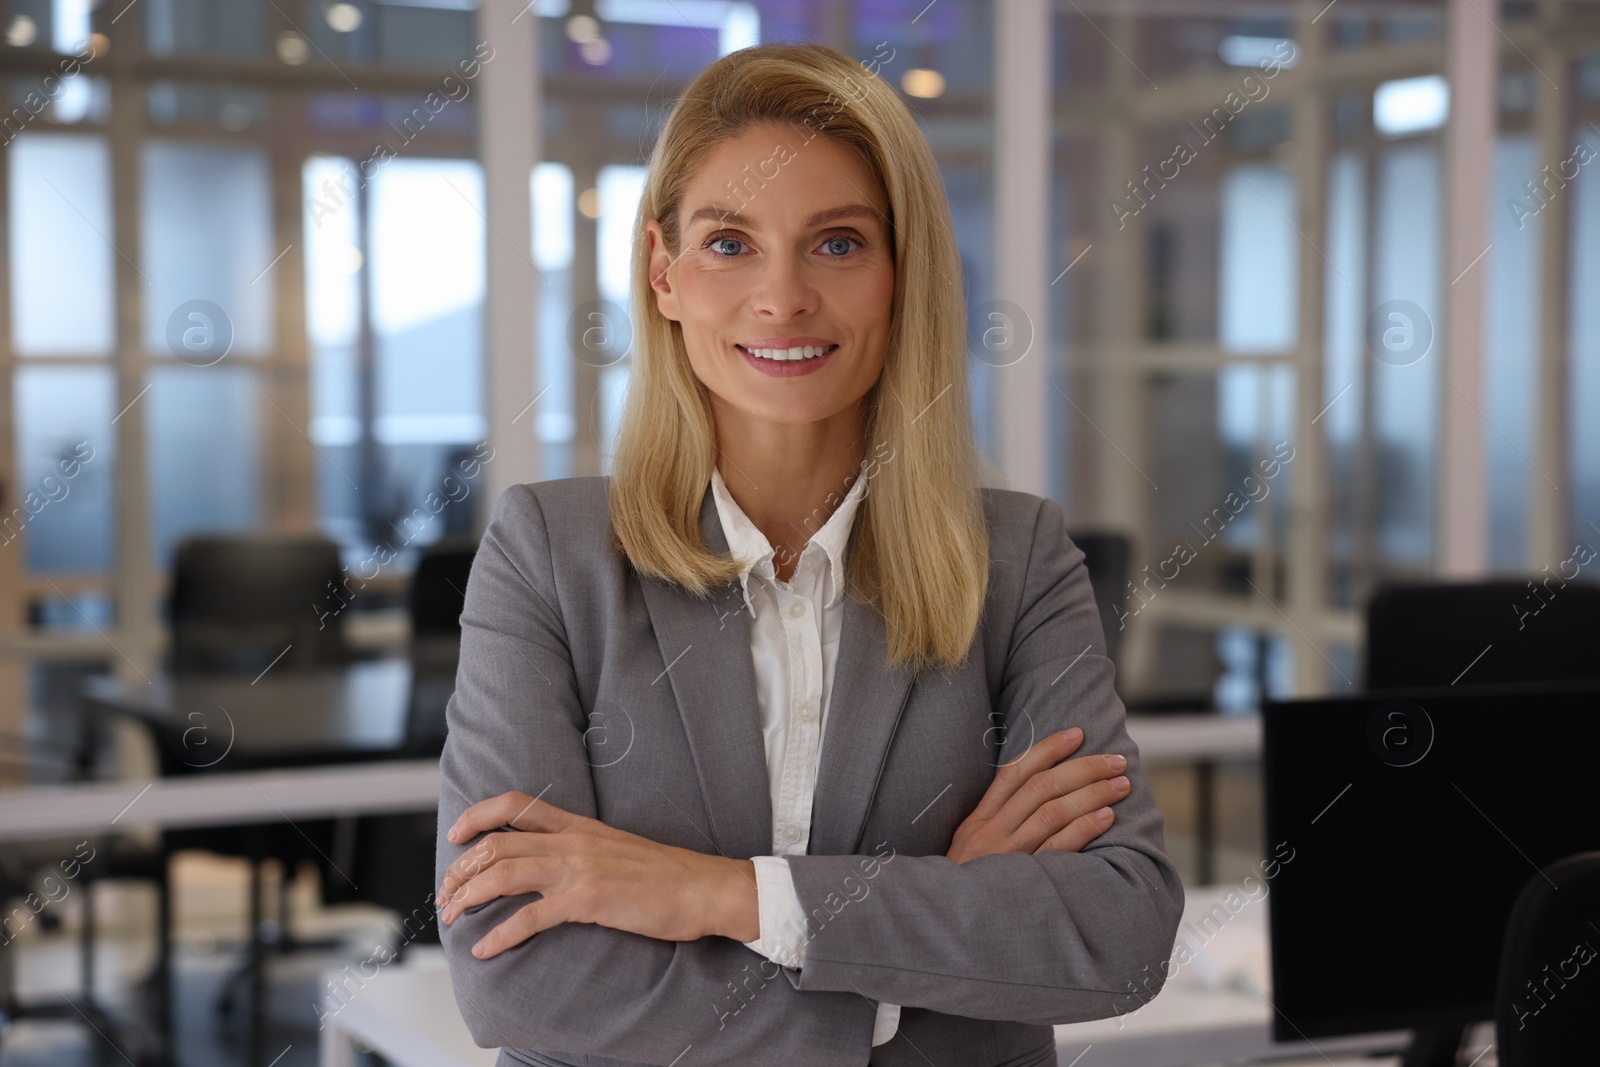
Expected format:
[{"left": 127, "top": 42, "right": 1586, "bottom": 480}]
[{"left": 435, "top": 42, "right": 1182, "bottom": 1067}]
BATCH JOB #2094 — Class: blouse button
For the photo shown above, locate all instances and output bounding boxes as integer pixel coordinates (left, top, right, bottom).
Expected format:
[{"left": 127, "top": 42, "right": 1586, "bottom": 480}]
[
  {"left": 795, "top": 701, "right": 816, "bottom": 723},
  {"left": 787, "top": 600, "right": 807, "bottom": 619}
]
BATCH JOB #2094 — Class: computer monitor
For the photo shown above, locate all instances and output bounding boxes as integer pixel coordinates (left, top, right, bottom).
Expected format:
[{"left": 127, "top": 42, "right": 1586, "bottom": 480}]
[{"left": 1262, "top": 683, "right": 1600, "bottom": 1064}]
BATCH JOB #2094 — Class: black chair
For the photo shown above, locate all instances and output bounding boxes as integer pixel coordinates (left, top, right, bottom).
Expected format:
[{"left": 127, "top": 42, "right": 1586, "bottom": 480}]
[
  {"left": 169, "top": 533, "right": 351, "bottom": 674},
  {"left": 319, "top": 538, "right": 478, "bottom": 951},
  {"left": 156, "top": 534, "right": 355, "bottom": 1026},
  {"left": 1364, "top": 580, "right": 1600, "bottom": 689},
  {"left": 1065, "top": 529, "right": 1131, "bottom": 670},
  {"left": 1495, "top": 851, "right": 1600, "bottom": 1065}
]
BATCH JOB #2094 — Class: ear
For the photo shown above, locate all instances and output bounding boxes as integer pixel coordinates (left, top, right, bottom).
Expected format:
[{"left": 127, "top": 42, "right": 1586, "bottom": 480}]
[{"left": 645, "top": 218, "right": 681, "bottom": 322}]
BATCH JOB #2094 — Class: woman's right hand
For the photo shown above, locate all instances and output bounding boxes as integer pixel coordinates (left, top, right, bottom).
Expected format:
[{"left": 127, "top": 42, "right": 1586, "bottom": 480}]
[{"left": 945, "top": 727, "right": 1131, "bottom": 863}]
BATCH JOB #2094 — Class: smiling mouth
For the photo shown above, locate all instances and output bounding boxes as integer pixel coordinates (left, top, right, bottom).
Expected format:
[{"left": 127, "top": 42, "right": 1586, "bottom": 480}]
[{"left": 736, "top": 343, "right": 839, "bottom": 363}]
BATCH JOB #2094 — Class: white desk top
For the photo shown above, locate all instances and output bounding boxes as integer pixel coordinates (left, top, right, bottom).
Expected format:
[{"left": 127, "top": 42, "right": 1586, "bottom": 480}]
[
  {"left": 0, "top": 760, "right": 439, "bottom": 842},
  {"left": 1124, "top": 712, "right": 1259, "bottom": 764}
]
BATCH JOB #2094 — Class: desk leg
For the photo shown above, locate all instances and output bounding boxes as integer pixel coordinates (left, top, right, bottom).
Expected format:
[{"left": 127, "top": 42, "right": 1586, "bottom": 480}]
[
  {"left": 157, "top": 857, "right": 174, "bottom": 1065},
  {"left": 249, "top": 841, "right": 265, "bottom": 1067},
  {"left": 318, "top": 1020, "right": 359, "bottom": 1067},
  {"left": 1195, "top": 760, "right": 1215, "bottom": 886}
]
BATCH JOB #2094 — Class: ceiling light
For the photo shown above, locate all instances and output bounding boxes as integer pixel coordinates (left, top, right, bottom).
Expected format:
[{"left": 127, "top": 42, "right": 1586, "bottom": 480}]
[
  {"left": 901, "top": 68, "right": 945, "bottom": 99},
  {"left": 326, "top": 3, "right": 363, "bottom": 32},
  {"left": 1374, "top": 75, "right": 1449, "bottom": 137}
]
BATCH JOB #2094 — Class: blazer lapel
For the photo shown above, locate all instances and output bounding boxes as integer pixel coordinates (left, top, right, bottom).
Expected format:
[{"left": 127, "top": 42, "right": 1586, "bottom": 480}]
[
  {"left": 807, "top": 595, "right": 917, "bottom": 856},
  {"left": 638, "top": 487, "right": 773, "bottom": 859}
]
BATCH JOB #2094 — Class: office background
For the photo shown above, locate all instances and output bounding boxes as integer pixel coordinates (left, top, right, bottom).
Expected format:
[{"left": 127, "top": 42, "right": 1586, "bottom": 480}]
[{"left": 0, "top": 0, "right": 1595, "bottom": 1065}]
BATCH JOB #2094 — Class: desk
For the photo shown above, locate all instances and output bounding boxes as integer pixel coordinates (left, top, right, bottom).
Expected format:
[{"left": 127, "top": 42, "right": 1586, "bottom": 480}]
[
  {"left": 311, "top": 884, "right": 1428, "bottom": 1067},
  {"left": 1053, "top": 883, "right": 1416, "bottom": 1066},
  {"left": 0, "top": 760, "right": 440, "bottom": 842},
  {"left": 319, "top": 949, "right": 497, "bottom": 1067},
  {"left": 1126, "top": 713, "right": 1259, "bottom": 884},
  {"left": 75, "top": 659, "right": 421, "bottom": 1067},
  {"left": 82, "top": 658, "right": 415, "bottom": 769}
]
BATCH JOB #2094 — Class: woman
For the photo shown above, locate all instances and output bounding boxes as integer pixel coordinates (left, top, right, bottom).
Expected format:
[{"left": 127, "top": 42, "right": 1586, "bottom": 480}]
[{"left": 435, "top": 42, "right": 1182, "bottom": 1067}]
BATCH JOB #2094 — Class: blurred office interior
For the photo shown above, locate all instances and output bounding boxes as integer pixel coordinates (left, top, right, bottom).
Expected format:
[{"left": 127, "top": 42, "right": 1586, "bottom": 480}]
[{"left": 0, "top": 0, "right": 1595, "bottom": 1064}]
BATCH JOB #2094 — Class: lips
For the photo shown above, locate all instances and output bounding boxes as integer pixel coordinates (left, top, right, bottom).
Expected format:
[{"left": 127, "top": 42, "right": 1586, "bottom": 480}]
[
  {"left": 736, "top": 343, "right": 838, "bottom": 363},
  {"left": 736, "top": 342, "right": 838, "bottom": 377}
]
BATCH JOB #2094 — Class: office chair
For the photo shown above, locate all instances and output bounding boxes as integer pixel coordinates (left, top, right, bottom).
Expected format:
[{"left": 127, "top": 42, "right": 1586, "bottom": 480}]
[
  {"left": 143, "top": 534, "right": 354, "bottom": 1027},
  {"left": 1064, "top": 529, "right": 1131, "bottom": 670},
  {"left": 1364, "top": 580, "right": 1600, "bottom": 689},
  {"left": 318, "top": 538, "right": 478, "bottom": 952},
  {"left": 1495, "top": 850, "right": 1600, "bottom": 1066},
  {"left": 169, "top": 533, "right": 351, "bottom": 674}
]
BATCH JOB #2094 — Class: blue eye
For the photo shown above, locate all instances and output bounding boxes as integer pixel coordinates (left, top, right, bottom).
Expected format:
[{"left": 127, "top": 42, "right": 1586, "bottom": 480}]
[
  {"left": 822, "top": 236, "right": 858, "bottom": 256},
  {"left": 707, "top": 236, "right": 745, "bottom": 257}
]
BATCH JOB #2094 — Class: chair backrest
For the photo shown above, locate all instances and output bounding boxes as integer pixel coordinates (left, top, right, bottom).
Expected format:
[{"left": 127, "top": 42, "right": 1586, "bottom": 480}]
[
  {"left": 403, "top": 539, "right": 478, "bottom": 753},
  {"left": 1065, "top": 529, "right": 1131, "bottom": 670},
  {"left": 168, "top": 533, "right": 350, "bottom": 675},
  {"left": 1495, "top": 851, "right": 1600, "bottom": 1066},
  {"left": 1364, "top": 580, "right": 1600, "bottom": 689}
]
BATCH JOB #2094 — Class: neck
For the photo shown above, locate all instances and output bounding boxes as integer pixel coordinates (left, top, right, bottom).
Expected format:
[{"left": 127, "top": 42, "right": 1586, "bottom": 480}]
[{"left": 712, "top": 399, "right": 867, "bottom": 581}]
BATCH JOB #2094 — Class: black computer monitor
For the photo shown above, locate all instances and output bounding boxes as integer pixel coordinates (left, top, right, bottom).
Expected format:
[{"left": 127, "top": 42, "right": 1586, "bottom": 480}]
[{"left": 1262, "top": 683, "right": 1600, "bottom": 1064}]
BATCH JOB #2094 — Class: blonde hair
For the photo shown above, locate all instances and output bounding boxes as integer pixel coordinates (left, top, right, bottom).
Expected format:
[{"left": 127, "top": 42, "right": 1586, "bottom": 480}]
[{"left": 608, "top": 42, "right": 990, "bottom": 674}]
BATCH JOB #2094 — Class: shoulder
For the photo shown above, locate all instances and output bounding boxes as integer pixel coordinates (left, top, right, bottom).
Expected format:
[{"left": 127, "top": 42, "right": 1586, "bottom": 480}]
[
  {"left": 977, "top": 486, "right": 1085, "bottom": 614},
  {"left": 488, "top": 476, "right": 611, "bottom": 536},
  {"left": 480, "top": 477, "right": 614, "bottom": 580},
  {"left": 978, "top": 486, "right": 1068, "bottom": 556}
]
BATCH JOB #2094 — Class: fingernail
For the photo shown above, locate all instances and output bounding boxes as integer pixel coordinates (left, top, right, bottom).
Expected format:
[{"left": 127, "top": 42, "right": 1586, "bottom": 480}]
[
  {"left": 1096, "top": 807, "right": 1113, "bottom": 821},
  {"left": 1113, "top": 776, "right": 1130, "bottom": 791},
  {"left": 1104, "top": 754, "right": 1126, "bottom": 770},
  {"left": 472, "top": 942, "right": 488, "bottom": 958},
  {"left": 447, "top": 825, "right": 461, "bottom": 842},
  {"left": 1062, "top": 728, "right": 1082, "bottom": 742}
]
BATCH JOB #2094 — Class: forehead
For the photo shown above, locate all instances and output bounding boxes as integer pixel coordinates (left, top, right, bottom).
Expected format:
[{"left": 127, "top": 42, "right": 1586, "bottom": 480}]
[{"left": 679, "top": 125, "right": 888, "bottom": 229}]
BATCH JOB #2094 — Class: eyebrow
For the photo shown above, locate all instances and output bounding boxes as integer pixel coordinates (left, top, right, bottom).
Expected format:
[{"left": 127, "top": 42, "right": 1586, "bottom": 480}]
[{"left": 683, "top": 203, "right": 881, "bottom": 231}]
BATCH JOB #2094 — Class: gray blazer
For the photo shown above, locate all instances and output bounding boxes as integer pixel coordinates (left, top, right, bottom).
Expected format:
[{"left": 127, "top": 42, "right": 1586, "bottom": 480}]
[{"left": 436, "top": 476, "right": 1184, "bottom": 1067}]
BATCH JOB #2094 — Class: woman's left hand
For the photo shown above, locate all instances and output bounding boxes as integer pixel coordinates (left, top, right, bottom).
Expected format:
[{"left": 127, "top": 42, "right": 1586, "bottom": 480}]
[{"left": 437, "top": 791, "right": 757, "bottom": 959}]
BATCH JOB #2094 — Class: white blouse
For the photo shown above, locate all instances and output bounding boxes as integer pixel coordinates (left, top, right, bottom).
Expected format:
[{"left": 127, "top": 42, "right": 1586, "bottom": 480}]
[{"left": 709, "top": 461, "right": 902, "bottom": 1048}]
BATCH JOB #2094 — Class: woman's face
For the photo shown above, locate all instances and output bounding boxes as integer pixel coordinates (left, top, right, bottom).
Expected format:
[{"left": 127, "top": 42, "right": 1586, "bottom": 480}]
[{"left": 646, "top": 123, "right": 895, "bottom": 432}]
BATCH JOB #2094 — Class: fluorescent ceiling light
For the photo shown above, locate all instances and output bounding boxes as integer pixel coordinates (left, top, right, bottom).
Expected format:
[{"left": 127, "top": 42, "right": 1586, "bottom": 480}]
[
  {"left": 1374, "top": 74, "right": 1449, "bottom": 137},
  {"left": 597, "top": 0, "right": 759, "bottom": 54},
  {"left": 1217, "top": 35, "right": 1297, "bottom": 69}
]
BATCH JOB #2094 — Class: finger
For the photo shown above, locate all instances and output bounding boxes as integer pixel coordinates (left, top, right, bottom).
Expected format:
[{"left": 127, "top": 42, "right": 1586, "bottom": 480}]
[
  {"left": 440, "top": 832, "right": 537, "bottom": 905},
  {"left": 1034, "top": 806, "right": 1116, "bottom": 854},
  {"left": 471, "top": 899, "right": 561, "bottom": 959},
  {"left": 1014, "top": 775, "right": 1130, "bottom": 853},
  {"left": 992, "top": 751, "right": 1127, "bottom": 840},
  {"left": 967, "top": 728, "right": 1086, "bottom": 824},
  {"left": 442, "top": 855, "right": 547, "bottom": 924},
  {"left": 448, "top": 791, "right": 576, "bottom": 842}
]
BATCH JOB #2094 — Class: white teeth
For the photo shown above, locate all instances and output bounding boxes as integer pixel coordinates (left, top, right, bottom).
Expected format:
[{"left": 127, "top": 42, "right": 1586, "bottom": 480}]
[{"left": 746, "top": 345, "right": 830, "bottom": 361}]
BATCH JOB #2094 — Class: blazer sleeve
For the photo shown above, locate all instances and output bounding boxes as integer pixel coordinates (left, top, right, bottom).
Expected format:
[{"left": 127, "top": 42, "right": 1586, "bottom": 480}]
[
  {"left": 436, "top": 483, "right": 875, "bottom": 1064},
  {"left": 779, "top": 494, "right": 1186, "bottom": 1025}
]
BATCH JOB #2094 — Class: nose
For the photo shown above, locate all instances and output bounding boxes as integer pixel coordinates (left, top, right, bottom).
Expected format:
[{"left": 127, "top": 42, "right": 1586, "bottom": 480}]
[{"left": 749, "top": 250, "right": 818, "bottom": 319}]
